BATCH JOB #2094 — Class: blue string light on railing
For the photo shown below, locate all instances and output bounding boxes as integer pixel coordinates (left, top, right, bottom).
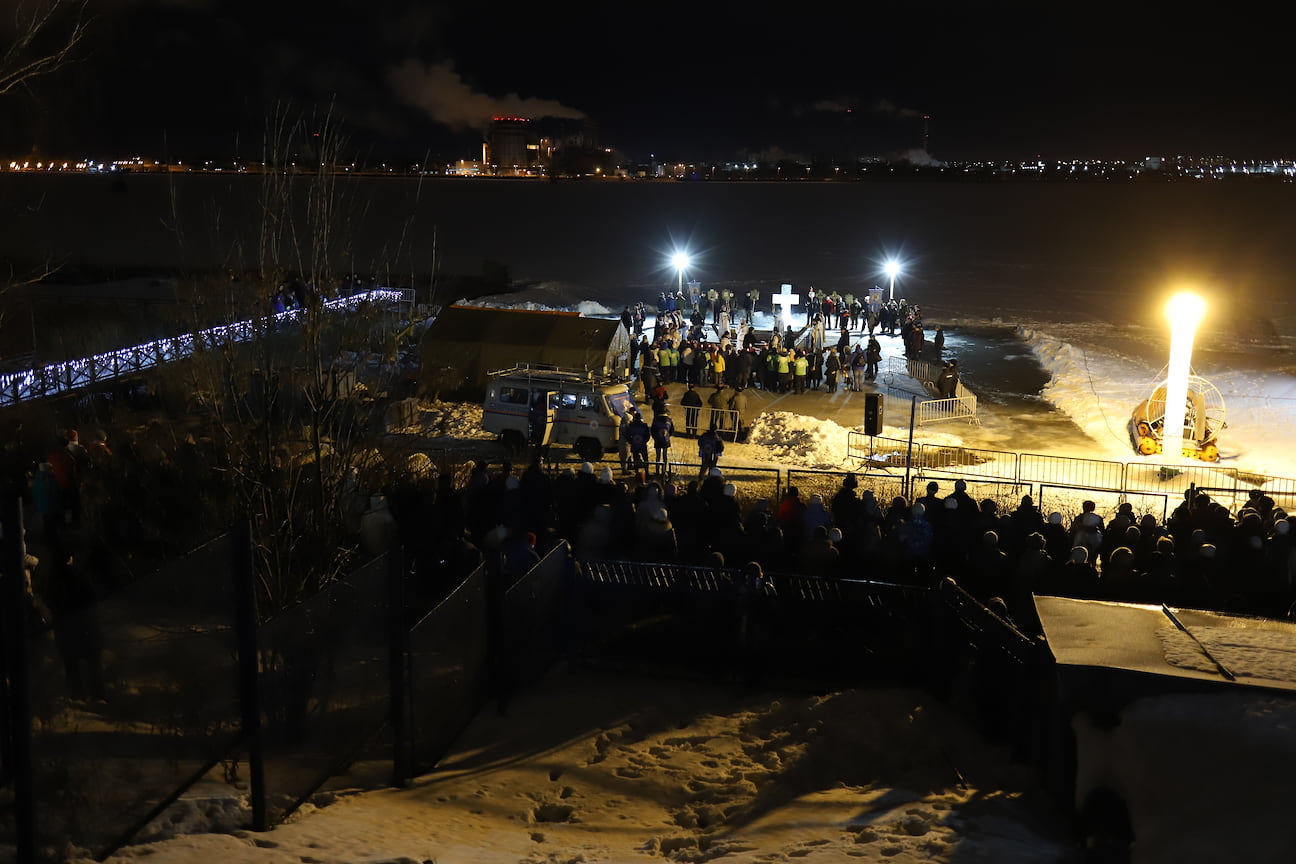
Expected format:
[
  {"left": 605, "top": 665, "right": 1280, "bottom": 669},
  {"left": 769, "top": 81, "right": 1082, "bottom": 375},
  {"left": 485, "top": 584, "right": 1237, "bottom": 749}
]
[{"left": 0, "top": 289, "right": 404, "bottom": 407}]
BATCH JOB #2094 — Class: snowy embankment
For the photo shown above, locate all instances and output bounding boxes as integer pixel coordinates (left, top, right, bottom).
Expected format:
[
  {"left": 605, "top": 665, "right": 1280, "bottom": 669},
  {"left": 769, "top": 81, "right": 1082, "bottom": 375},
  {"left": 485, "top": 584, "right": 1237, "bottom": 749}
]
[{"left": 1021, "top": 326, "right": 1296, "bottom": 483}]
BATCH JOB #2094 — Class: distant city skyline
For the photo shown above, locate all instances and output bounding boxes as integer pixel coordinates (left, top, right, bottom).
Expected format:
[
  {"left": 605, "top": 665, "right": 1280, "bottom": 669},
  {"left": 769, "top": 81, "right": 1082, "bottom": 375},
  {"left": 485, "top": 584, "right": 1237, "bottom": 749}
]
[{"left": 3, "top": 3, "right": 1294, "bottom": 165}]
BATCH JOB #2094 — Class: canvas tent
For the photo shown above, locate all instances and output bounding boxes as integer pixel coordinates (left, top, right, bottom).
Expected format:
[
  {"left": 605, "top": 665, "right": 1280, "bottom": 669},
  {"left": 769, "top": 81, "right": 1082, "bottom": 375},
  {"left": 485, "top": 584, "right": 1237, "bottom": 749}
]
[{"left": 418, "top": 305, "right": 632, "bottom": 398}]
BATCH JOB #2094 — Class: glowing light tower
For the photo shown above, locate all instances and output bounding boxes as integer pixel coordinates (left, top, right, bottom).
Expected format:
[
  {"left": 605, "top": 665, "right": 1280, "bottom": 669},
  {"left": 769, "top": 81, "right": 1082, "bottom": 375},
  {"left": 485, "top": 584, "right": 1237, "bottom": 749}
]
[
  {"left": 885, "top": 260, "right": 901, "bottom": 301},
  {"left": 1162, "top": 292, "right": 1207, "bottom": 464},
  {"left": 672, "top": 252, "right": 690, "bottom": 294}
]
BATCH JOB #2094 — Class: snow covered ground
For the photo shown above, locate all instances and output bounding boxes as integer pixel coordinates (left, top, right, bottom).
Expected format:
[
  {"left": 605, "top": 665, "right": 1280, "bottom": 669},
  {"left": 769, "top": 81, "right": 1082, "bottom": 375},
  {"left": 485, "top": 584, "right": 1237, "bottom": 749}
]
[{"left": 79, "top": 289, "right": 1296, "bottom": 864}]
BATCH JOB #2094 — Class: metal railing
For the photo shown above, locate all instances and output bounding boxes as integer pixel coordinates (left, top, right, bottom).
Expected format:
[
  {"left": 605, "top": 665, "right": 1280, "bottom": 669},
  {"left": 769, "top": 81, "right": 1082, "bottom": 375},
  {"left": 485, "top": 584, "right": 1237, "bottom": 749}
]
[
  {"left": 0, "top": 289, "right": 403, "bottom": 407},
  {"left": 884, "top": 355, "right": 979, "bottom": 424},
  {"left": 847, "top": 430, "right": 1296, "bottom": 519},
  {"left": 917, "top": 394, "right": 978, "bottom": 425}
]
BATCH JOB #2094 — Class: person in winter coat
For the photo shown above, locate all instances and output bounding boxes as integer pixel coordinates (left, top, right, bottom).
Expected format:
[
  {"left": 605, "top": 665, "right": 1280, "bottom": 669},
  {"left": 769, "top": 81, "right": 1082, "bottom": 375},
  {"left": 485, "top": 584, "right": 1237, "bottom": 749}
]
[
  {"left": 777, "top": 486, "right": 808, "bottom": 555},
  {"left": 617, "top": 411, "right": 633, "bottom": 473},
  {"left": 850, "top": 346, "right": 867, "bottom": 392},
  {"left": 936, "top": 360, "right": 960, "bottom": 398},
  {"left": 801, "top": 493, "right": 832, "bottom": 543},
  {"left": 708, "top": 383, "right": 731, "bottom": 431},
  {"left": 697, "top": 425, "right": 724, "bottom": 476},
  {"left": 824, "top": 348, "right": 841, "bottom": 394},
  {"left": 865, "top": 336, "right": 882, "bottom": 381},
  {"left": 650, "top": 409, "right": 675, "bottom": 476},
  {"left": 728, "top": 387, "right": 748, "bottom": 439},
  {"left": 680, "top": 383, "right": 703, "bottom": 436},
  {"left": 896, "top": 501, "right": 935, "bottom": 584},
  {"left": 626, "top": 412, "right": 650, "bottom": 475}
]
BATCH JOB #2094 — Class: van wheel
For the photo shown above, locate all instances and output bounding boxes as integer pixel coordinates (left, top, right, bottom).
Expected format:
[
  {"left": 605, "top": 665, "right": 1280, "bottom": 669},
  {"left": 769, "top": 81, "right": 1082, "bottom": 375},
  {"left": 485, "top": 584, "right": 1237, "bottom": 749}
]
[
  {"left": 501, "top": 430, "right": 526, "bottom": 456},
  {"left": 574, "top": 437, "right": 602, "bottom": 462}
]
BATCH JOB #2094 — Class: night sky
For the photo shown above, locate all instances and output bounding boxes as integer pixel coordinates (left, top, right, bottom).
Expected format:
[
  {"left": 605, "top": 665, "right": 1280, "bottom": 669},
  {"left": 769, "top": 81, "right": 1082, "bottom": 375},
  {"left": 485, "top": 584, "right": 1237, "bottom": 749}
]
[{"left": 3, "top": 0, "right": 1293, "bottom": 164}]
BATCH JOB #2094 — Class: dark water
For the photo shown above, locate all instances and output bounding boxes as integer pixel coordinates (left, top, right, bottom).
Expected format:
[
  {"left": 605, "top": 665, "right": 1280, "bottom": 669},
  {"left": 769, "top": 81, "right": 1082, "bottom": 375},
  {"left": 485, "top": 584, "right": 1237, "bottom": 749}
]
[{"left": 4, "top": 174, "right": 1296, "bottom": 334}]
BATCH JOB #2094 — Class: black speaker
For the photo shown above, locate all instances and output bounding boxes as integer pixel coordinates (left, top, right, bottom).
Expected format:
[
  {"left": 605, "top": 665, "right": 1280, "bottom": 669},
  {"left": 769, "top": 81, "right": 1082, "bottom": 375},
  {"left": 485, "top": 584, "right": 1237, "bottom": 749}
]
[{"left": 864, "top": 392, "right": 884, "bottom": 436}]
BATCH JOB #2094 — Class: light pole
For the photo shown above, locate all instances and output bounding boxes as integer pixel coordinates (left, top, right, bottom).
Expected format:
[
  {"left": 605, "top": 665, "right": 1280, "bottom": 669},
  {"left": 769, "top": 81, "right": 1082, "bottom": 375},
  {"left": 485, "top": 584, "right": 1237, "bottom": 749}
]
[
  {"left": 1162, "top": 292, "right": 1206, "bottom": 464},
  {"left": 672, "top": 252, "right": 689, "bottom": 294},
  {"left": 885, "top": 260, "right": 900, "bottom": 301}
]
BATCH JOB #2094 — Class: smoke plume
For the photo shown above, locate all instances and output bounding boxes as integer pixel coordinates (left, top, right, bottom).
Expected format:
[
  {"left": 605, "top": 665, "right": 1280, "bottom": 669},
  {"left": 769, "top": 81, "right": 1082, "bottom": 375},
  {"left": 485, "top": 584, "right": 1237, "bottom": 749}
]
[{"left": 386, "top": 59, "right": 585, "bottom": 131}]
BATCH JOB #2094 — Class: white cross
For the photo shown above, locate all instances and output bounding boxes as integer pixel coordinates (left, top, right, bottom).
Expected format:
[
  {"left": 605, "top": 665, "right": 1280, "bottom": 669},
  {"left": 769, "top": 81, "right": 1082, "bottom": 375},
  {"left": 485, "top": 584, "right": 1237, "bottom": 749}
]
[{"left": 771, "top": 283, "right": 800, "bottom": 323}]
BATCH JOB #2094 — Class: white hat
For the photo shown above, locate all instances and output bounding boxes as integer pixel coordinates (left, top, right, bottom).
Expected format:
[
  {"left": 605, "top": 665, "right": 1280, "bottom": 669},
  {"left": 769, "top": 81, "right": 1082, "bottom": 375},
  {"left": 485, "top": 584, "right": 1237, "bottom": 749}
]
[
  {"left": 723, "top": 483, "right": 736, "bottom": 497},
  {"left": 709, "top": 467, "right": 723, "bottom": 478},
  {"left": 581, "top": 461, "right": 594, "bottom": 475},
  {"left": 599, "top": 466, "right": 613, "bottom": 484}
]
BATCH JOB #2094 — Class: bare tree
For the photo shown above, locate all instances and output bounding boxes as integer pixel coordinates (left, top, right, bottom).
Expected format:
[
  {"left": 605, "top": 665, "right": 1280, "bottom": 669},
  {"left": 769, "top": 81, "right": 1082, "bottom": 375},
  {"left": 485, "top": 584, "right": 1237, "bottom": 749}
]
[{"left": 0, "top": 0, "right": 89, "bottom": 96}]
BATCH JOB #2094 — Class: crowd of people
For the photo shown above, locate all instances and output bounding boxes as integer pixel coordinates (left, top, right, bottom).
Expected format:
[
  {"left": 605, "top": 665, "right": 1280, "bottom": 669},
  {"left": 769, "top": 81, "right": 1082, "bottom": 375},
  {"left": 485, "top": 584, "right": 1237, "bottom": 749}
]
[{"left": 393, "top": 451, "right": 1296, "bottom": 637}]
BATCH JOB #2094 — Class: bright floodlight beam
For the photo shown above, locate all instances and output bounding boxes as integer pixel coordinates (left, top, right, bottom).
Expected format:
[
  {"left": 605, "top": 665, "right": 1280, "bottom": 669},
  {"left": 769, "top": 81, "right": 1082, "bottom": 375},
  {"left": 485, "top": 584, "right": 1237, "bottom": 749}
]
[
  {"left": 672, "top": 252, "right": 690, "bottom": 293},
  {"left": 885, "top": 260, "right": 901, "bottom": 301},
  {"left": 1162, "top": 292, "right": 1207, "bottom": 465}
]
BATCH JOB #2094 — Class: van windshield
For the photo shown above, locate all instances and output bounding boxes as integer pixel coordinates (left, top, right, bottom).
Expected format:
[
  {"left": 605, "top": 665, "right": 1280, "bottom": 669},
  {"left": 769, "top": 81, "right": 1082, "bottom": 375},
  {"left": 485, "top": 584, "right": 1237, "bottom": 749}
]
[{"left": 605, "top": 391, "right": 634, "bottom": 417}]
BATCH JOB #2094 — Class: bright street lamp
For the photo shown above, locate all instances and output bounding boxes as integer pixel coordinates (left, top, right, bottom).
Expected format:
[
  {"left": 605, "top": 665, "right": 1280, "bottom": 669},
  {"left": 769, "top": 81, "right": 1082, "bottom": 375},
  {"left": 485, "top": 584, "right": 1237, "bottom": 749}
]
[
  {"left": 672, "top": 252, "right": 690, "bottom": 293},
  {"left": 885, "top": 260, "right": 901, "bottom": 301},
  {"left": 1162, "top": 292, "right": 1207, "bottom": 464}
]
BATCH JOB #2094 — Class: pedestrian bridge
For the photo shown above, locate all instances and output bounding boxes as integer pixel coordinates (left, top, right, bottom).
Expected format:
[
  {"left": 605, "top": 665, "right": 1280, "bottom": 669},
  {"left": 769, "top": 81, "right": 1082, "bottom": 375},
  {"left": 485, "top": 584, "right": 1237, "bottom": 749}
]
[{"left": 0, "top": 289, "right": 405, "bottom": 407}]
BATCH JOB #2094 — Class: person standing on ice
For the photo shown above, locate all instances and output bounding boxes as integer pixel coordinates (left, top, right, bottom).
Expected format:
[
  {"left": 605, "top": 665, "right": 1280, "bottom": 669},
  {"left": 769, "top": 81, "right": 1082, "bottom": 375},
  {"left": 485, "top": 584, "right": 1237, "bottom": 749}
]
[
  {"left": 824, "top": 347, "right": 841, "bottom": 394},
  {"left": 850, "top": 345, "right": 867, "bottom": 392},
  {"left": 865, "top": 336, "right": 882, "bottom": 381},
  {"left": 936, "top": 360, "right": 959, "bottom": 398}
]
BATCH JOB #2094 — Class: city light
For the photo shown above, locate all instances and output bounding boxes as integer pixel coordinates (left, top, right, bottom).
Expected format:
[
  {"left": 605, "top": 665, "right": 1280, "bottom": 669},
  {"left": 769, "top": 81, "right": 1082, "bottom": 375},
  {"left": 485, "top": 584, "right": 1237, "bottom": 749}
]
[{"left": 1162, "top": 291, "right": 1207, "bottom": 463}]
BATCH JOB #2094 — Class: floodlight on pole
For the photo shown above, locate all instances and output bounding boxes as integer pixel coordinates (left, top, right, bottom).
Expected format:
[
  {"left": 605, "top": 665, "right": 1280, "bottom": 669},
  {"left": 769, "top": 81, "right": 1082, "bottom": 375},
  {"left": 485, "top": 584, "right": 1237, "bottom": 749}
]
[
  {"left": 885, "top": 260, "right": 901, "bottom": 301},
  {"left": 1162, "top": 292, "right": 1207, "bottom": 464},
  {"left": 672, "top": 252, "right": 690, "bottom": 293}
]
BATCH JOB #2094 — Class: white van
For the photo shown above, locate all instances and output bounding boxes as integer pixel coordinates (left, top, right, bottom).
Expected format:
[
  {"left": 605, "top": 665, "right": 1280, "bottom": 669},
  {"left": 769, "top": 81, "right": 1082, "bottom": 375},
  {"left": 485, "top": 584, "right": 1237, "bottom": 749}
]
[{"left": 482, "top": 365, "right": 635, "bottom": 461}]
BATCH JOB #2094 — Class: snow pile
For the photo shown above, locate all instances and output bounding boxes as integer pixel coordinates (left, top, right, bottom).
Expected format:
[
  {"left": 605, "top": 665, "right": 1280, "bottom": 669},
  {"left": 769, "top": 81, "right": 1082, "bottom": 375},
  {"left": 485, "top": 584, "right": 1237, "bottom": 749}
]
[
  {"left": 745, "top": 411, "right": 859, "bottom": 469},
  {"left": 412, "top": 399, "right": 495, "bottom": 440},
  {"left": 454, "top": 281, "right": 616, "bottom": 318}
]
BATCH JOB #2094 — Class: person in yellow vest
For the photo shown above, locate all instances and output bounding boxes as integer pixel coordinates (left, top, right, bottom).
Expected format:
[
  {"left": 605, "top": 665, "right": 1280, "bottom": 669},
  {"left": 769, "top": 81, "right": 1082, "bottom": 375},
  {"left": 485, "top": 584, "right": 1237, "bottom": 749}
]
[
  {"left": 793, "top": 349, "right": 809, "bottom": 394},
  {"left": 658, "top": 340, "right": 674, "bottom": 383},
  {"left": 711, "top": 346, "right": 727, "bottom": 387},
  {"left": 776, "top": 349, "right": 791, "bottom": 394}
]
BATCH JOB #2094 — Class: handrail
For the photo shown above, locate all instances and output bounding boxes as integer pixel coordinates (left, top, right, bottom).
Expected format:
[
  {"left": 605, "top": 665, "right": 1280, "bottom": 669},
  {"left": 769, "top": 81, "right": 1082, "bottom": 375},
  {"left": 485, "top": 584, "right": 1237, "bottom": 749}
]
[{"left": 0, "top": 289, "right": 403, "bottom": 407}]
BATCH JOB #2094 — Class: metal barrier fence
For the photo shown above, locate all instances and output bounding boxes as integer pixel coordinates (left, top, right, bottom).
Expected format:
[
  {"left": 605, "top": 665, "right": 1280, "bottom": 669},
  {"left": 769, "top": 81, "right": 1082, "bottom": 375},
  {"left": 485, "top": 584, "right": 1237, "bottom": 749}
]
[
  {"left": 917, "top": 394, "right": 978, "bottom": 425},
  {"left": 845, "top": 432, "right": 913, "bottom": 468},
  {"left": 255, "top": 554, "right": 392, "bottom": 826},
  {"left": 504, "top": 545, "right": 572, "bottom": 685},
  {"left": 406, "top": 565, "right": 491, "bottom": 777},
  {"left": 7, "top": 533, "right": 241, "bottom": 860},
  {"left": 887, "top": 355, "right": 942, "bottom": 390},
  {"left": 917, "top": 442, "right": 1017, "bottom": 481},
  {"left": 688, "top": 406, "right": 741, "bottom": 440},
  {"left": 848, "top": 431, "right": 1296, "bottom": 518},
  {"left": 785, "top": 468, "right": 906, "bottom": 514},
  {"left": 1019, "top": 452, "right": 1125, "bottom": 490}
]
